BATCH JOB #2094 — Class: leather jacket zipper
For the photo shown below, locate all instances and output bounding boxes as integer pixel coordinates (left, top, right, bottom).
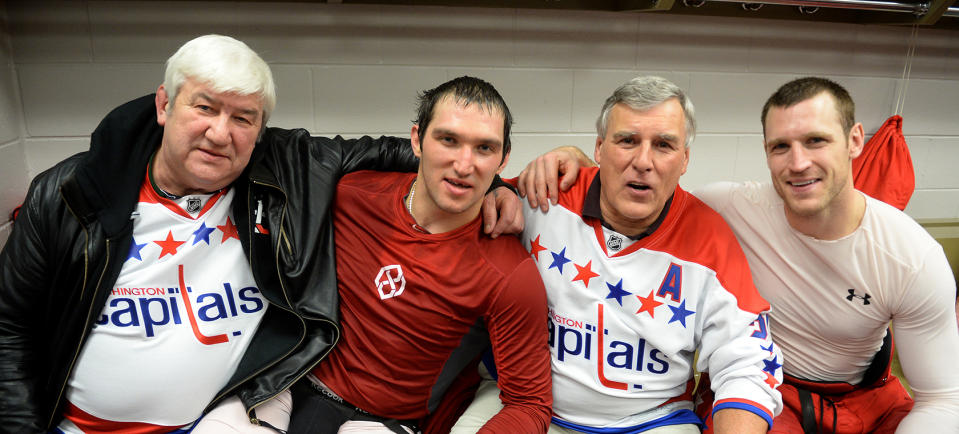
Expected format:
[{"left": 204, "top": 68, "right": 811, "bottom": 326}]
[
  {"left": 48, "top": 197, "right": 115, "bottom": 429},
  {"left": 207, "top": 180, "right": 341, "bottom": 422}
]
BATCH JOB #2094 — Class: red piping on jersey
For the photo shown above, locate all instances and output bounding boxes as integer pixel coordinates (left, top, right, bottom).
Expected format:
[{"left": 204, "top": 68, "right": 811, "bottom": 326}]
[{"left": 177, "top": 265, "right": 228, "bottom": 345}]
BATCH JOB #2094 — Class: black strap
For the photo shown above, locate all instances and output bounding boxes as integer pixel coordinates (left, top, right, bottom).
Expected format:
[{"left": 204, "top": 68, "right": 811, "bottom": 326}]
[
  {"left": 798, "top": 388, "right": 819, "bottom": 434},
  {"left": 380, "top": 419, "right": 414, "bottom": 434},
  {"left": 860, "top": 327, "right": 894, "bottom": 387},
  {"left": 823, "top": 396, "right": 838, "bottom": 434},
  {"left": 303, "top": 379, "right": 418, "bottom": 433}
]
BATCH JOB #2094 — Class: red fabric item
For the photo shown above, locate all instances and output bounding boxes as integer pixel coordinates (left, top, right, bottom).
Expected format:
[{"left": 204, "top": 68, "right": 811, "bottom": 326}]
[
  {"left": 770, "top": 375, "right": 913, "bottom": 434},
  {"left": 852, "top": 115, "right": 915, "bottom": 211},
  {"left": 419, "top": 363, "right": 482, "bottom": 434}
]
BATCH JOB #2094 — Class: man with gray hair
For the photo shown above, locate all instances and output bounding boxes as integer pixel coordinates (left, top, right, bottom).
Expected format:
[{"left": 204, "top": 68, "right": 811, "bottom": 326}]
[{"left": 453, "top": 76, "right": 782, "bottom": 433}]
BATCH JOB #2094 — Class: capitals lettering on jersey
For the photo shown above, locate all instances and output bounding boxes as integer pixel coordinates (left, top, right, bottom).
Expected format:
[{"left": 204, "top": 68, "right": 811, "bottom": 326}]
[
  {"left": 548, "top": 305, "right": 671, "bottom": 390},
  {"left": 95, "top": 279, "right": 263, "bottom": 340}
]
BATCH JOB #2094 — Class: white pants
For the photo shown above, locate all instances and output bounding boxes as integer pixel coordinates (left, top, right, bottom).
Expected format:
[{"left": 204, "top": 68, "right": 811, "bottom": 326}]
[
  {"left": 451, "top": 377, "right": 701, "bottom": 434},
  {"left": 192, "top": 390, "right": 292, "bottom": 433}
]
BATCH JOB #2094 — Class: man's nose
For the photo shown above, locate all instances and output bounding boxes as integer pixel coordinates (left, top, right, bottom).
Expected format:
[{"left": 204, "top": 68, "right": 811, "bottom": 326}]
[
  {"left": 629, "top": 143, "right": 653, "bottom": 172},
  {"left": 206, "top": 114, "right": 232, "bottom": 145},
  {"left": 786, "top": 145, "right": 812, "bottom": 173},
  {"left": 452, "top": 146, "right": 475, "bottom": 175}
]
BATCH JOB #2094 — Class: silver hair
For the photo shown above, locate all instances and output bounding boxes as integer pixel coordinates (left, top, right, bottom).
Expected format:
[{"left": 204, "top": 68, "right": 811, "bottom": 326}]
[
  {"left": 163, "top": 35, "right": 276, "bottom": 132},
  {"left": 595, "top": 76, "right": 696, "bottom": 147}
]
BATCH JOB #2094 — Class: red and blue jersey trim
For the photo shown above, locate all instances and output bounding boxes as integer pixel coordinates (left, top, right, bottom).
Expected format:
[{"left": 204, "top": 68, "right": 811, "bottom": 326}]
[
  {"left": 59, "top": 402, "right": 195, "bottom": 434},
  {"left": 551, "top": 409, "right": 704, "bottom": 433},
  {"left": 712, "top": 398, "right": 774, "bottom": 429}
]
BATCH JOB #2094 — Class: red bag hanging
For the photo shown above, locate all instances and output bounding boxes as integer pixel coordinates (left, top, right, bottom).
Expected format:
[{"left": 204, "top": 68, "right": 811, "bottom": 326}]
[{"left": 852, "top": 115, "right": 915, "bottom": 211}]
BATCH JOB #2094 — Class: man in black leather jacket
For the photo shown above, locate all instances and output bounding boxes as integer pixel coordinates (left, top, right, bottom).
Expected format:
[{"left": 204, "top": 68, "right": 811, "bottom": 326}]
[{"left": 0, "top": 34, "right": 519, "bottom": 433}]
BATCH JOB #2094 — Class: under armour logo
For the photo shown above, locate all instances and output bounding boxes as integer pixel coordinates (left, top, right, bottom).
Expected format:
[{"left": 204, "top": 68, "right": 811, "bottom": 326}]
[
  {"left": 846, "top": 289, "right": 871, "bottom": 305},
  {"left": 186, "top": 198, "right": 202, "bottom": 214},
  {"left": 607, "top": 235, "right": 623, "bottom": 251},
  {"left": 375, "top": 265, "right": 406, "bottom": 300}
]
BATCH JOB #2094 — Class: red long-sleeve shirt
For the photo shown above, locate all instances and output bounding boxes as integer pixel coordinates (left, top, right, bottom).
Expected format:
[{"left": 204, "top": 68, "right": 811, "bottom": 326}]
[{"left": 312, "top": 171, "right": 552, "bottom": 432}]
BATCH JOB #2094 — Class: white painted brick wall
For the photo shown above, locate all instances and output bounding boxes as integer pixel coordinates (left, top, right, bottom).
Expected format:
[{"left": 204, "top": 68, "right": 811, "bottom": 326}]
[
  {"left": 0, "top": 62, "right": 20, "bottom": 145},
  {"left": 0, "top": 5, "right": 28, "bottom": 250},
  {"left": 0, "top": 141, "right": 28, "bottom": 223},
  {"left": 0, "top": 221, "right": 12, "bottom": 248},
  {"left": 4, "top": 1, "right": 959, "bottom": 221}
]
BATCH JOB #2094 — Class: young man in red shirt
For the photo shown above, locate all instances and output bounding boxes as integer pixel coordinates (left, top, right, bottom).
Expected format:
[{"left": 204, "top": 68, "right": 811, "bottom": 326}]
[{"left": 288, "top": 76, "right": 553, "bottom": 433}]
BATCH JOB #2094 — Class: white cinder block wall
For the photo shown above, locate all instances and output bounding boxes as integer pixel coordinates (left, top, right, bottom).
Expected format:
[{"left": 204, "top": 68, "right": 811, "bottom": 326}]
[
  {"left": 0, "top": 5, "right": 27, "bottom": 247},
  {"left": 3, "top": 1, "right": 959, "bottom": 249}
]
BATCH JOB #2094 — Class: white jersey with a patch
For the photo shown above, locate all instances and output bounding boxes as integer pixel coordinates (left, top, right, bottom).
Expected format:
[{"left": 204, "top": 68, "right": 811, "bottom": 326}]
[
  {"left": 694, "top": 181, "right": 959, "bottom": 431},
  {"left": 58, "top": 180, "right": 266, "bottom": 433},
  {"left": 522, "top": 168, "right": 782, "bottom": 431}
]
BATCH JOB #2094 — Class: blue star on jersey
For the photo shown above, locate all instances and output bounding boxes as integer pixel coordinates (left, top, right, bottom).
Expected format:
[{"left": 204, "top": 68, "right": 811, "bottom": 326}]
[
  {"left": 549, "top": 247, "right": 572, "bottom": 274},
  {"left": 192, "top": 222, "right": 217, "bottom": 245},
  {"left": 667, "top": 300, "right": 695, "bottom": 327},
  {"left": 763, "top": 355, "right": 782, "bottom": 375},
  {"left": 127, "top": 237, "right": 147, "bottom": 262},
  {"left": 605, "top": 278, "right": 633, "bottom": 306}
]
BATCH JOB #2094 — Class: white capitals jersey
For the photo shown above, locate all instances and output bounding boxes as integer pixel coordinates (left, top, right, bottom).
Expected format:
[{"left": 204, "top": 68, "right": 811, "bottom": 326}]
[
  {"left": 58, "top": 179, "right": 266, "bottom": 433},
  {"left": 521, "top": 168, "right": 782, "bottom": 431}
]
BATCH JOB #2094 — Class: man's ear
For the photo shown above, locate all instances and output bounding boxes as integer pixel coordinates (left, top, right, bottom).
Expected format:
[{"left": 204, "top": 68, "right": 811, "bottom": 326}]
[
  {"left": 496, "top": 151, "right": 510, "bottom": 175},
  {"left": 593, "top": 137, "right": 603, "bottom": 165},
  {"left": 411, "top": 124, "right": 422, "bottom": 159},
  {"left": 155, "top": 85, "right": 170, "bottom": 127},
  {"left": 848, "top": 122, "right": 865, "bottom": 160}
]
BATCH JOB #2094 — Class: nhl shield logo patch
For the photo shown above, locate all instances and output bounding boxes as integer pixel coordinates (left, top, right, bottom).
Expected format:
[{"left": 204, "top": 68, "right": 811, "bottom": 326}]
[
  {"left": 186, "top": 198, "right": 202, "bottom": 214},
  {"left": 606, "top": 234, "right": 623, "bottom": 251}
]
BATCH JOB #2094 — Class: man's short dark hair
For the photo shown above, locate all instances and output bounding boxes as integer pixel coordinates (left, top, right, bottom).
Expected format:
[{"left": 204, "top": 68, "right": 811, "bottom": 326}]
[
  {"left": 414, "top": 76, "right": 513, "bottom": 161},
  {"left": 761, "top": 77, "right": 855, "bottom": 135}
]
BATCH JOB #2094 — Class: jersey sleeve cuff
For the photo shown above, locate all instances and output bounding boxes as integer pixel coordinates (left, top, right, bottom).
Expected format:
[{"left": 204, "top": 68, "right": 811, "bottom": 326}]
[{"left": 712, "top": 398, "right": 774, "bottom": 429}]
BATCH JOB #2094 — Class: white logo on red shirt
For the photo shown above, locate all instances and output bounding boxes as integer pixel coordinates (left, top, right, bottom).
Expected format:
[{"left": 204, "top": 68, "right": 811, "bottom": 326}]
[{"left": 375, "top": 265, "right": 406, "bottom": 300}]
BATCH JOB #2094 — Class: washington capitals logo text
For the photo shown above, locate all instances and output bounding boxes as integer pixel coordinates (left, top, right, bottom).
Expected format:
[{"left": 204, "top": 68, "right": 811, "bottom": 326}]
[
  {"left": 548, "top": 307, "right": 670, "bottom": 391},
  {"left": 97, "top": 266, "right": 264, "bottom": 345}
]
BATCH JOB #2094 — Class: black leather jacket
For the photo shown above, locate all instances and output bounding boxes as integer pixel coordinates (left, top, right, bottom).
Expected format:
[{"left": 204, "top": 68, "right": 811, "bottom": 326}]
[{"left": 0, "top": 95, "right": 417, "bottom": 432}]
